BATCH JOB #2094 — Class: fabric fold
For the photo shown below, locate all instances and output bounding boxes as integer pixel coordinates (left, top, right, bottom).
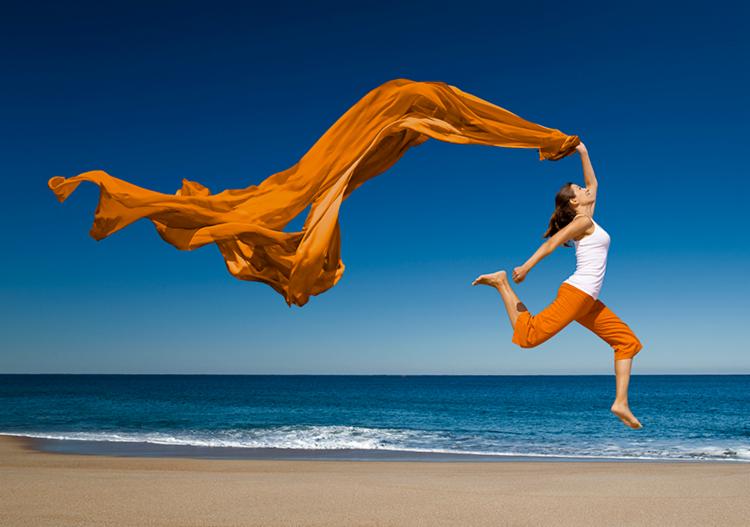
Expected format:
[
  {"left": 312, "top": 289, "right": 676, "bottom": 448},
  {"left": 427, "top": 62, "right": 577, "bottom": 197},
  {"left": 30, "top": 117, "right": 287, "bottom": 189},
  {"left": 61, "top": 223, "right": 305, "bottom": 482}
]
[{"left": 48, "top": 78, "right": 580, "bottom": 306}]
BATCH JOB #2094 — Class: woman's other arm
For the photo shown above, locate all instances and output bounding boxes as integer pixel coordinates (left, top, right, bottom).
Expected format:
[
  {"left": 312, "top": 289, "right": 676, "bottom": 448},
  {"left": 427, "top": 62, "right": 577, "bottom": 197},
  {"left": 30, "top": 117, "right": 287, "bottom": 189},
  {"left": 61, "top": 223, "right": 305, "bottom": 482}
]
[{"left": 512, "top": 215, "right": 594, "bottom": 283}]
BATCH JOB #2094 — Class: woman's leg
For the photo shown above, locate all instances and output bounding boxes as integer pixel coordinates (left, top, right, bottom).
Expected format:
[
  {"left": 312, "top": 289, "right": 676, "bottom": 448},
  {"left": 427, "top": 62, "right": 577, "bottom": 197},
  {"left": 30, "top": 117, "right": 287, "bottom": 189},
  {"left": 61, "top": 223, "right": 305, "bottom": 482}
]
[
  {"left": 575, "top": 300, "right": 644, "bottom": 429},
  {"left": 471, "top": 270, "right": 524, "bottom": 329},
  {"left": 612, "top": 358, "right": 642, "bottom": 429},
  {"left": 472, "top": 274, "right": 591, "bottom": 348}
]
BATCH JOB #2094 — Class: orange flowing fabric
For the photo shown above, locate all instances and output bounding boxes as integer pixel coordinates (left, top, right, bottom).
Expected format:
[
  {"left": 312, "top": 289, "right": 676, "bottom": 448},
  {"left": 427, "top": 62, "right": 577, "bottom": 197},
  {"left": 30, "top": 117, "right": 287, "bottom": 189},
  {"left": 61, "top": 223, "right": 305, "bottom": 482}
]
[{"left": 48, "top": 78, "right": 580, "bottom": 307}]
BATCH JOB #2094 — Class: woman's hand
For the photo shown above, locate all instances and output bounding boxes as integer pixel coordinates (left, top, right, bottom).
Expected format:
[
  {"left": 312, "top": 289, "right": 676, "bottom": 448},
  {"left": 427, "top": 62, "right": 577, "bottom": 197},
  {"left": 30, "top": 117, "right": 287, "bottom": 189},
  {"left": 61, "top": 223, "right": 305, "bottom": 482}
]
[
  {"left": 575, "top": 142, "right": 588, "bottom": 155},
  {"left": 512, "top": 265, "right": 528, "bottom": 284}
]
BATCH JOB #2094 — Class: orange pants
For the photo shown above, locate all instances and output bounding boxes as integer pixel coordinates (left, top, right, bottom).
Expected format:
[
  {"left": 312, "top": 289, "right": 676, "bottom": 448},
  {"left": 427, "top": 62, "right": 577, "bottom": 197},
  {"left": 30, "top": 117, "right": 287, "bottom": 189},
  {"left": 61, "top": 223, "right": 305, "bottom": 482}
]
[{"left": 512, "top": 282, "right": 643, "bottom": 361}]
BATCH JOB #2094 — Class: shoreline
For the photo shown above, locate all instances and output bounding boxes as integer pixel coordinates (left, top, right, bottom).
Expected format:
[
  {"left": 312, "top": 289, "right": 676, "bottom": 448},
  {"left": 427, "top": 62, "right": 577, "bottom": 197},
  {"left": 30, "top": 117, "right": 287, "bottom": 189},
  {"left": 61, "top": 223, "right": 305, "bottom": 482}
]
[
  {"left": 2, "top": 434, "right": 749, "bottom": 526},
  {"left": 2, "top": 433, "right": 743, "bottom": 464}
]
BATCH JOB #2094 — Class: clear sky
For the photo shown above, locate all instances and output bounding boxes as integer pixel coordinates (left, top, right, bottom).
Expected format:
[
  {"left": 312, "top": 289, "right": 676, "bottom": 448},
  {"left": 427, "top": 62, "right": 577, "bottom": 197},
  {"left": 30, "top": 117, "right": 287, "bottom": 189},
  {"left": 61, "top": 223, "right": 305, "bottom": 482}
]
[{"left": 2, "top": 1, "right": 748, "bottom": 374}]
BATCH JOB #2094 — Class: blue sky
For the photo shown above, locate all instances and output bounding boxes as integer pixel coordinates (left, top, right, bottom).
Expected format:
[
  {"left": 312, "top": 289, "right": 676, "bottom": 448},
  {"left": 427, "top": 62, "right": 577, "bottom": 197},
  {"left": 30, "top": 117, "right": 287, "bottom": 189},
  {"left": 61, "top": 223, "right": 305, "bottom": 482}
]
[{"left": 2, "top": 1, "right": 748, "bottom": 374}]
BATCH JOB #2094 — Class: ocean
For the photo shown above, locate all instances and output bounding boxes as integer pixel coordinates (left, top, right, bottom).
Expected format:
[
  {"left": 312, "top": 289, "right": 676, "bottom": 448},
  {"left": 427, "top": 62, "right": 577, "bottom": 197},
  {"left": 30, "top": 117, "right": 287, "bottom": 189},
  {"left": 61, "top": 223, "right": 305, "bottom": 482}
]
[{"left": 1, "top": 374, "right": 748, "bottom": 462}]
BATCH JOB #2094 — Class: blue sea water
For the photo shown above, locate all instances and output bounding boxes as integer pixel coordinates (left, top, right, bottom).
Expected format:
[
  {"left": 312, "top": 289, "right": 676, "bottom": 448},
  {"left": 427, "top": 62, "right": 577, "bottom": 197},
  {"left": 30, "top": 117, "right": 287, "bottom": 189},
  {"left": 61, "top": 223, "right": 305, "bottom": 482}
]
[{"left": 1, "top": 375, "right": 748, "bottom": 462}]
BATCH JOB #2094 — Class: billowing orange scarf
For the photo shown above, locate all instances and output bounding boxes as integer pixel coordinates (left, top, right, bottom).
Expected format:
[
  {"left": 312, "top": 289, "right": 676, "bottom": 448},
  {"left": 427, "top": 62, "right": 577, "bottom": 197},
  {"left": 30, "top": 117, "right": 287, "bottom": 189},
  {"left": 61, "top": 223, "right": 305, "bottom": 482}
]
[{"left": 48, "top": 78, "right": 580, "bottom": 306}]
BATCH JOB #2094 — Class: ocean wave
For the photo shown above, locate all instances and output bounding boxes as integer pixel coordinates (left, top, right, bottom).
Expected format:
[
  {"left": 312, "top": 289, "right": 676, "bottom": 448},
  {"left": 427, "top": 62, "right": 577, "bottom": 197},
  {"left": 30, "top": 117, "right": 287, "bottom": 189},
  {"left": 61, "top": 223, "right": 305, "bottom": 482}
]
[{"left": 2, "top": 427, "right": 749, "bottom": 462}]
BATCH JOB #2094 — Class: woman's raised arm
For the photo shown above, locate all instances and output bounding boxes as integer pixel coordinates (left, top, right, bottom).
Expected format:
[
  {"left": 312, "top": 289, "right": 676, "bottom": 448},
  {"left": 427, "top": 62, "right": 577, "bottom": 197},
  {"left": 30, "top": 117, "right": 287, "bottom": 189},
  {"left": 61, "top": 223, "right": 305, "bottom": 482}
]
[{"left": 577, "top": 142, "right": 598, "bottom": 192}]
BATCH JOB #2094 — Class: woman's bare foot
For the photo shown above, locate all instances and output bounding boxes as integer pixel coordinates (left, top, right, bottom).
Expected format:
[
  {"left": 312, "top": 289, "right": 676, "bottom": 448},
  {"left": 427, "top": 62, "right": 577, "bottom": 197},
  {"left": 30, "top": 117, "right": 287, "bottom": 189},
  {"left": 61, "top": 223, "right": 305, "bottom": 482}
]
[
  {"left": 471, "top": 270, "right": 507, "bottom": 288},
  {"left": 610, "top": 401, "right": 643, "bottom": 429}
]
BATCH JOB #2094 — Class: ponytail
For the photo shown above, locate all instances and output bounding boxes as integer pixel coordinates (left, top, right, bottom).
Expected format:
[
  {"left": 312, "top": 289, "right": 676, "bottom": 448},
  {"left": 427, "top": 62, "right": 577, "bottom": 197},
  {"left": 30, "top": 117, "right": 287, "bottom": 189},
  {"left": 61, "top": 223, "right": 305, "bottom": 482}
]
[{"left": 543, "top": 182, "right": 577, "bottom": 247}]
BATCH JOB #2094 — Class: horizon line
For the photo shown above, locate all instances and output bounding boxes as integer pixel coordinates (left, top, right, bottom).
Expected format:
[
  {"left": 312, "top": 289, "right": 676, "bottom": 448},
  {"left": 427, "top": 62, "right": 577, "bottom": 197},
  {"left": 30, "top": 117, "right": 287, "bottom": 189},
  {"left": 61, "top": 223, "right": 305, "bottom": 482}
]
[{"left": 2, "top": 372, "right": 748, "bottom": 376}]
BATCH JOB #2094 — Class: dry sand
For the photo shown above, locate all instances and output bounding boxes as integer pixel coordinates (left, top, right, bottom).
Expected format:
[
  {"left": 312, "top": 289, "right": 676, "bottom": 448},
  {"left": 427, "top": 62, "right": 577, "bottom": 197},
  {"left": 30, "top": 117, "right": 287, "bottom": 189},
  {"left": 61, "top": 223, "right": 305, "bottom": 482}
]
[{"left": 1, "top": 434, "right": 749, "bottom": 526}]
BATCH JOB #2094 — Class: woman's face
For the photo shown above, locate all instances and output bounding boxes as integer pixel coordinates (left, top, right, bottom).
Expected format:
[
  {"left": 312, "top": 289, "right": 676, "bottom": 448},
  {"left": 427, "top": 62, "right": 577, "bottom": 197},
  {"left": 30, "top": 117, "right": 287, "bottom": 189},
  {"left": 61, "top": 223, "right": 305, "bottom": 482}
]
[{"left": 570, "top": 183, "right": 593, "bottom": 206}]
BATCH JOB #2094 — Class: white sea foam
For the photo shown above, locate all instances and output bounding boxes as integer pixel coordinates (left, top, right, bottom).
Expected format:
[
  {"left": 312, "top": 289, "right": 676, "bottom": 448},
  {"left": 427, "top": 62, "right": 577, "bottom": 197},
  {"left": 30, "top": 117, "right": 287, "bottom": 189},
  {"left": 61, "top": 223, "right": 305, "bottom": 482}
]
[
  {"left": 0, "top": 426, "right": 426, "bottom": 450},
  {"left": 2, "top": 428, "right": 749, "bottom": 462}
]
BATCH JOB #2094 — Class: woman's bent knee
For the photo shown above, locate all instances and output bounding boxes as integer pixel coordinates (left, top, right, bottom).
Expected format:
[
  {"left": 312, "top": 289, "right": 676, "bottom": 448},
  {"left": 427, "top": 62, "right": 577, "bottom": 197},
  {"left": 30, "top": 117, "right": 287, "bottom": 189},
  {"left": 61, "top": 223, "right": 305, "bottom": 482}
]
[
  {"left": 512, "top": 311, "right": 556, "bottom": 348},
  {"left": 512, "top": 332, "right": 549, "bottom": 349},
  {"left": 614, "top": 338, "right": 643, "bottom": 361}
]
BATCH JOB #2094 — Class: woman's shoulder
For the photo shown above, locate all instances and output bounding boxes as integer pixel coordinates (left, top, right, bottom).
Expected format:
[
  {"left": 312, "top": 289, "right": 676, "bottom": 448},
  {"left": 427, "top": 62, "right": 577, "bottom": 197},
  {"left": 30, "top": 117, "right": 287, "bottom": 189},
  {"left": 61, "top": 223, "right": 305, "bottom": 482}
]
[
  {"left": 571, "top": 214, "right": 596, "bottom": 241},
  {"left": 572, "top": 214, "right": 595, "bottom": 228}
]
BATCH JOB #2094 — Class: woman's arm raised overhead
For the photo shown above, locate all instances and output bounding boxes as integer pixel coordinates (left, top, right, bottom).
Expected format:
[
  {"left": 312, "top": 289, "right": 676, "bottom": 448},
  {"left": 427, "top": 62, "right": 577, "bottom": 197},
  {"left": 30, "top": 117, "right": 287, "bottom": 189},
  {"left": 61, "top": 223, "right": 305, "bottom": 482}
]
[
  {"left": 512, "top": 215, "right": 594, "bottom": 283},
  {"left": 576, "top": 142, "right": 598, "bottom": 215}
]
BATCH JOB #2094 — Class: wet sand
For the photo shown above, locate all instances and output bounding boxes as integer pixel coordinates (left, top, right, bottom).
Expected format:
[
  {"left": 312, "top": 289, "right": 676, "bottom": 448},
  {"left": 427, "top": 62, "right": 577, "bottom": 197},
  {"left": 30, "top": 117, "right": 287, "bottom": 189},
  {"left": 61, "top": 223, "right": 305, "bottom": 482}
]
[{"left": 1, "top": 434, "right": 749, "bottom": 526}]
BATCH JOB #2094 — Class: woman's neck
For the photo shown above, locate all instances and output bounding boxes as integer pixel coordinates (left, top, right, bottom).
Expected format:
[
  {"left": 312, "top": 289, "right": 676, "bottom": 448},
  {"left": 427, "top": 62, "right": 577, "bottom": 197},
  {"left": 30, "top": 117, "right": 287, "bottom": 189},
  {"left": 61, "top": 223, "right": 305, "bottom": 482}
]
[{"left": 575, "top": 204, "right": 595, "bottom": 217}]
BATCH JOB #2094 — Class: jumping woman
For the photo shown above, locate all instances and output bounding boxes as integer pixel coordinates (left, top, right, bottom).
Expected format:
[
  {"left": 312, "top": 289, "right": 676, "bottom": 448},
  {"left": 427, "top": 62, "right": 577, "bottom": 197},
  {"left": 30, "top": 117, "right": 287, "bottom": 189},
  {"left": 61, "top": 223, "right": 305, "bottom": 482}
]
[{"left": 472, "top": 142, "right": 644, "bottom": 429}]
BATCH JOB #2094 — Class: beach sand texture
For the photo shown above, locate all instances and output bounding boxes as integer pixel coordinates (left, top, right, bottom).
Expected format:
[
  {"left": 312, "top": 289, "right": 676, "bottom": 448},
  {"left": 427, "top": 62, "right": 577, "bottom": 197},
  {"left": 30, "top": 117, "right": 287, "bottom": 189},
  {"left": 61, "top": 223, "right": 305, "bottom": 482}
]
[{"left": 1, "top": 435, "right": 749, "bottom": 527}]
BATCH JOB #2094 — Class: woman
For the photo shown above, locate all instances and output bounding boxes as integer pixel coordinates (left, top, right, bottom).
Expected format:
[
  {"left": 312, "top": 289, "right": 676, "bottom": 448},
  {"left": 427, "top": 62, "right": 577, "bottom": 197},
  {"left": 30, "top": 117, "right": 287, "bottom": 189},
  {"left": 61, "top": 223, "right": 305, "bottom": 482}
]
[{"left": 472, "top": 142, "right": 644, "bottom": 429}]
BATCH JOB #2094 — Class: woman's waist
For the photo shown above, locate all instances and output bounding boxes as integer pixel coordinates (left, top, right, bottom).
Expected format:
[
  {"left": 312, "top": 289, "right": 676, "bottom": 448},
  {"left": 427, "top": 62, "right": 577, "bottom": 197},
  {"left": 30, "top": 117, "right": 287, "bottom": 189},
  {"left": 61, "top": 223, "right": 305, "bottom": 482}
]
[
  {"left": 558, "top": 281, "right": 599, "bottom": 301},
  {"left": 568, "top": 267, "right": 607, "bottom": 277}
]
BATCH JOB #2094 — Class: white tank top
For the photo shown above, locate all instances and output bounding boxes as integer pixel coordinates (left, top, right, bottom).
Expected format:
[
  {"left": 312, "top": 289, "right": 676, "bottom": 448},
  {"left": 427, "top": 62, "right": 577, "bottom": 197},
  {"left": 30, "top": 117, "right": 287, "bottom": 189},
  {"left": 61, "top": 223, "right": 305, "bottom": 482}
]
[{"left": 562, "top": 217, "right": 610, "bottom": 300}]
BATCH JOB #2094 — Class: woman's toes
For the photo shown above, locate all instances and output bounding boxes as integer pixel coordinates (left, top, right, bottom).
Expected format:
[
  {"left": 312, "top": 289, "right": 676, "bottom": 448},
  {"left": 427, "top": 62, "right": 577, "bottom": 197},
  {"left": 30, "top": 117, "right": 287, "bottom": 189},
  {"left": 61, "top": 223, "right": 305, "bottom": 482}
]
[
  {"left": 472, "top": 274, "right": 491, "bottom": 286},
  {"left": 472, "top": 271, "right": 507, "bottom": 287},
  {"left": 610, "top": 403, "right": 643, "bottom": 429}
]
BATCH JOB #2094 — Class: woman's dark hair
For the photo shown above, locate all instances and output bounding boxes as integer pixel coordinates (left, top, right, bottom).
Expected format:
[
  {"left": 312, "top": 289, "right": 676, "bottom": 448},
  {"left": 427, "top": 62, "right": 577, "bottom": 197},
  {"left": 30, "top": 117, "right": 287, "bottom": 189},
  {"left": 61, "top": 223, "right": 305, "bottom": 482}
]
[{"left": 543, "top": 182, "right": 577, "bottom": 247}]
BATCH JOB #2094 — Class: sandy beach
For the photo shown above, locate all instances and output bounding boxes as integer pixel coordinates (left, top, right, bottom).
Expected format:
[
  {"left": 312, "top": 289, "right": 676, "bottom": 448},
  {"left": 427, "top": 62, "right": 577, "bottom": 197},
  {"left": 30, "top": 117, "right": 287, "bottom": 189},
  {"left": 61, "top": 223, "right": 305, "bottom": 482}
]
[{"left": 0, "top": 435, "right": 748, "bottom": 526}]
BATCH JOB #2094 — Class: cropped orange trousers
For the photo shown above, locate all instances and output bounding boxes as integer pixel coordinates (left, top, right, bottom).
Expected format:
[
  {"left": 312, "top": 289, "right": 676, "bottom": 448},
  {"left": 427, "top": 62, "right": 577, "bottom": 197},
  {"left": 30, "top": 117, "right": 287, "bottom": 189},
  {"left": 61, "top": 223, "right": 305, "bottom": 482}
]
[{"left": 512, "top": 282, "right": 643, "bottom": 361}]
